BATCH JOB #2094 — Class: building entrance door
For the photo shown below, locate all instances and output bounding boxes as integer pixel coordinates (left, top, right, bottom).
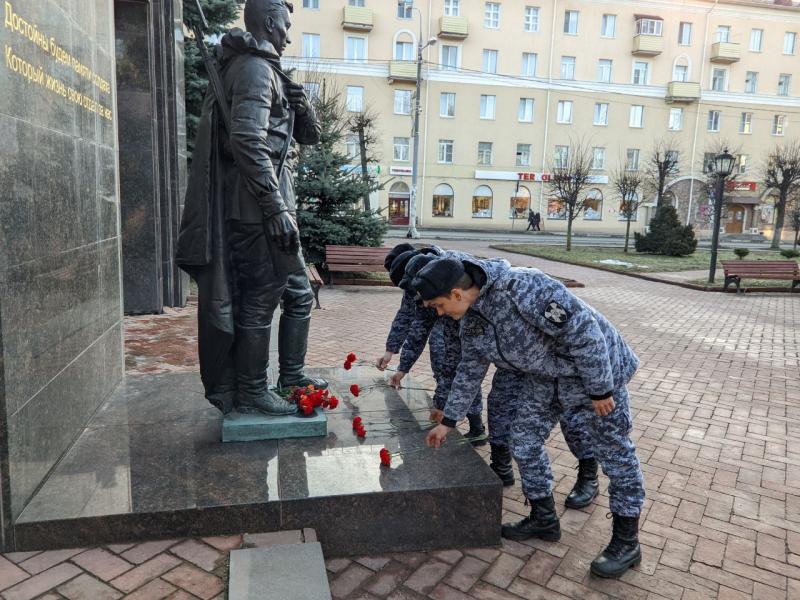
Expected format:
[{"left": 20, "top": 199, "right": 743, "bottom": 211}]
[
  {"left": 725, "top": 205, "right": 745, "bottom": 233},
  {"left": 389, "top": 197, "right": 409, "bottom": 225}
]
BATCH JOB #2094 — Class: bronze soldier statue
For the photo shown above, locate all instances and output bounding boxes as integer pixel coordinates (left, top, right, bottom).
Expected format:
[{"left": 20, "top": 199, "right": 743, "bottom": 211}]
[{"left": 176, "top": 0, "right": 325, "bottom": 416}]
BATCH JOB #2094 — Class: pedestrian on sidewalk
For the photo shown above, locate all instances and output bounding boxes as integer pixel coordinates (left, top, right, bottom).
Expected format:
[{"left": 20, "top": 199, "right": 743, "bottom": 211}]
[{"left": 526, "top": 209, "right": 536, "bottom": 231}]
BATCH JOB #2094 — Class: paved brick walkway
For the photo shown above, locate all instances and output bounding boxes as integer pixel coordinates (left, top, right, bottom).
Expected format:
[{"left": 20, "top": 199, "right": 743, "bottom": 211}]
[{"left": 1, "top": 240, "right": 798, "bottom": 599}]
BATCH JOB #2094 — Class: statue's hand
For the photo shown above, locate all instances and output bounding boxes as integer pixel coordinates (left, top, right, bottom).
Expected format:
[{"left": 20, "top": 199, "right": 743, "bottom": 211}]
[
  {"left": 286, "top": 83, "right": 309, "bottom": 115},
  {"left": 265, "top": 211, "right": 300, "bottom": 254}
]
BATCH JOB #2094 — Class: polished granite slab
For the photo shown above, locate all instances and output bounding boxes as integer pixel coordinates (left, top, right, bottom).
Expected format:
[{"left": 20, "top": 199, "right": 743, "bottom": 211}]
[
  {"left": 222, "top": 408, "right": 327, "bottom": 442},
  {"left": 13, "top": 368, "right": 502, "bottom": 554}
]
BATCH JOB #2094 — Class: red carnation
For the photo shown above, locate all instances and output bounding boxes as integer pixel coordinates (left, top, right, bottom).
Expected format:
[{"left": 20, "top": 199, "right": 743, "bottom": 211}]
[
  {"left": 328, "top": 396, "right": 339, "bottom": 409},
  {"left": 356, "top": 426, "right": 366, "bottom": 438},
  {"left": 379, "top": 448, "right": 391, "bottom": 467},
  {"left": 347, "top": 352, "right": 357, "bottom": 363},
  {"left": 299, "top": 399, "right": 313, "bottom": 415},
  {"left": 321, "top": 398, "right": 330, "bottom": 409},
  {"left": 352, "top": 416, "right": 362, "bottom": 428},
  {"left": 343, "top": 361, "right": 352, "bottom": 370},
  {"left": 350, "top": 384, "right": 360, "bottom": 397}
]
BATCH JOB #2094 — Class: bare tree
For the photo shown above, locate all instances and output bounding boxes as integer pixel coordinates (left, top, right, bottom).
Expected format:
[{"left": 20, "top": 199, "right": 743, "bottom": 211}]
[
  {"left": 762, "top": 141, "right": 800, "bottom": 249},
  {"left": 611, "top": 166, "right": 645, "bottom": 253},
  {"left": 645, "top": 139, "right": 681, "bottom": 208},
  {"left": 788, "top": 194, "right": 800, "bottom": 250},
  {"left": 348, "top": 107, "right": 381, "bottom": 213},
  {"left": 547, "top": 140, "right": 593, "bottom": 251}
]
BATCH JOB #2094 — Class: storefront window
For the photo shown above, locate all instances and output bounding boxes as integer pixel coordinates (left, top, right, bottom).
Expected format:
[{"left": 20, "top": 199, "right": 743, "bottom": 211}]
[
  {"left": 510, "top": 186, "right": 531, "bottom": 219},
  {"left": 547, "top": 197, "right": 566, "bottom": 219},
  {"left": 432, "top": 183, "right": 454, "bottom": 217},
  {"left": 583, "top": 189, "right": 603, "bottom": 220},
  {"left": 388, "top": 181, "right": 410, "bottom": 225},
  {"left": 472, "top": 185, "right": 493, "bottom": 218}
]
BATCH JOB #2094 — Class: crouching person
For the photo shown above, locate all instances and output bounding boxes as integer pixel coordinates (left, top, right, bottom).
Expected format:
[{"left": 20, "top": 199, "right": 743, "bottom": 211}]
[{"left": 413, "top": 257, "right": 645, "bottom": 578}]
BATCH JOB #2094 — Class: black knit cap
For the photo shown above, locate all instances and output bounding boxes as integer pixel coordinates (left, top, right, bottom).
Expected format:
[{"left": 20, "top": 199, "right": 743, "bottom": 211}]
[
  {"left": 383, "top": 243, "right": 415, "bottom": 271},
  {"left": 411, "top": 258, "right": 465, "bottom": 301},
  {"left": 398, "top": 253, "right": 438, "bottom": 291},
  {"left": 389, "top": 250, "right": 417, "bottom": 286}
]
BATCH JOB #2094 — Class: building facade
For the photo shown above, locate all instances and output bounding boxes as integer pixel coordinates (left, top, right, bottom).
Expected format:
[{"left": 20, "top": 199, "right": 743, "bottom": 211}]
[{"left": 278, "top": 0, "right": 800, "bottom": 237}]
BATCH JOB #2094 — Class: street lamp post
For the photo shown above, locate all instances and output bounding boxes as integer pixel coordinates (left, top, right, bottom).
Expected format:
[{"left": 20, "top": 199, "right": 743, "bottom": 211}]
[
  {"left": 400, "top": 1, "right": 435, "bottom": 239},
  {"left": 708, "top": 148, "right": 736, "bottom": 284}
]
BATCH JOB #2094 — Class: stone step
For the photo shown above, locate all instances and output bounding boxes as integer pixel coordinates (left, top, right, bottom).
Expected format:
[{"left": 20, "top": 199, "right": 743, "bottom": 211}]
[{"left": 229, "top": 542, "right": 331, "bottom": 600}]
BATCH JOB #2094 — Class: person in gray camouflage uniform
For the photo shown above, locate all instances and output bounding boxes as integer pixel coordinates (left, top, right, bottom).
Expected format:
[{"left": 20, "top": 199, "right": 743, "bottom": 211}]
[{"left": 413, "top": 256, "right": 645, "bottom": 579}]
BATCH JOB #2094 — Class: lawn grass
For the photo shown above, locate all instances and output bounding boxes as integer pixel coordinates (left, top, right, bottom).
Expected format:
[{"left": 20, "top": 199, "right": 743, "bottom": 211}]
[{"left": 492, "top": 244, "right": 795, "bottom": 273}]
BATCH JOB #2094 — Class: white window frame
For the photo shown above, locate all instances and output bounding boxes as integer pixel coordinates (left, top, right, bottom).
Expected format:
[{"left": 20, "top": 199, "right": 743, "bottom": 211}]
[
  {"left": 711, "top": 67, "right": 728, "bottom": 92},
  {"left": 737, "top": 154, "right": 748, "bottom": 175},
  {"left": 629, "top": 105, "right": 644, "bottom": 128},
  {"left": 749, "top": 29, "right": 763, "bottom": 52},
  {"left": 398, "top": 0, "right": 413, "bottom": 19},
  {"left": 303, "top": 81, "right": 320, "bottom": 101},
  {"left": 554, "top": 145, "right": 570, "bottom": 169},
  {"left": 521, "top": 52, "right": 537, "bottom": 77},
  {"left": 516, "top": 144, "right": 532, "bottom": 167},
  {"left": 636, "top": 18, "right": 663, "bottom": 36},
  {"left": 593, "top": 102, "right": 609, "bottom": 126},
  {"left": 778, "top": 73, "right": 792, "bottom": 97},
  {"left": 784, "top": 32, "right": 797, "bottom": 55},
  {"left": 393, "top": 137, "right": 410, "bottom": 162},
  {"left": 482, "top": 49, "right": 498, "bottom": 74},
  {"left": 745, "top": 71, "right": 758, "bottom": 94},
  {"left": 773, "top": 114, "right": 787, "bottom": 136},
  {"left": 302, "top": 33, "right": 320, "bottom": 58},
  {"left": 678, "top": 22, "right": 692, "bottom": 46},
  {"left": 524, "top": 6, "right": 540, "bottom": 33},
  {"left": 438, "top": 139, "right": 454, "bottom": 163},
  {"left": 484, "top": 2, "right": 500, "bottom": 29},
  {"left": 439, "top": 44, "right": 461, "bottom": 71},
  {"left": 673, "top": 64, "right": 688, "bottom": 83},
  {"left": 303, "top": 0, "right": 319, "bottom": 9},
  {"left": 668, "top": 108, "right": 683, "bottom": 131},
  {"left": 345, "top": 35, "right": 368, "bottom": 64},
  {"left": 345, "top": 134, "right": 359, "bottom": 160},
  {"left": 394, "top": 40, "right": 414, "bottom": 61},
  {"left": 601, "top": 14, "right": 616, "bottom": 38},
  {"left": 440, "top": 92, "right": 456, "bottom": 118},
  {"left": 518, "top": 98, "right": 534, "bottom": 123},
  {"left": 394, "top": 90, "right": 412, "bottom": 115},
  {"left": 716, "top": 26, "right": 731, "bottom": 43},
  {"left": 348, "top": 0, "right": 365, "bottom": 6},
  {"left": 346, "top": 87, "right": 364, "bottom": 113},
  {"left": 560, "top": 56, "right": 576, "bottom": 80},
  {"left": 740, "top": 112, "right": 752, "bottom": 134},
  {"left": 597, "top": 59, "right": 612, "bottom": 83},
  {"left": 707, "top": 110, "right": 721, "bottom": 132},
  {"left": 444, "top": 0, "right": 460, "bottom": 17},
  {"left": 477, "top": 141, "right": 493, "bottom": 166},
  {"left": 591, "top": 147, "right": 606, "bottom": 170},
  {"left": 480, "top": 95, "right": 497, "bottom": 120},
  {"left": 625, "top": 148, "right": 640, "bottom": 171},
  {"left": 632, "top": 61, "right": 649, "bottom": 85},
  {"left": 564, "top": 10, "right": 579, "bottom": 35},
  {"left": 556, "top": 100, "right": 573, "bottom": 124}
]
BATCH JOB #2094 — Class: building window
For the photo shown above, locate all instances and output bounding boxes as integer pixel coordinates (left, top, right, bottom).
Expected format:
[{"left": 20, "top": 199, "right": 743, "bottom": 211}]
[
  {"left": 480, "top": 95, "right": 496, "bottom": 119},
  {"left": 394, "top": 90, "right": 411, "bottom": 115},
  {"left": 669, "top": 108, "right": 683, "bottom": 131},
  {"left": 625, "top": 149, "right": 640, "bottom": 171},
  {"left": 591, "top": 147, "right": 606, "bottom": 170},
  {"left": 636, "top": 18, "right": 663, "bottom": 36},
  {"left": 398, "top": 0, "right": 412, "bottom": 18},
  {"left": 778, "top": 74, "right": 791, "bottom": 97},
  {"left": 666, "top": 150, "right": 679, "bottom": 166},
  {"left": 394, "top": 40, "right": 413, "bottom": 60},
  {"left": 702, "top": 153, "right": 715, "bottom": 173},
  {"left": 749, "top": 29, "right": 763, "bottom": 52},
  {"left": 593, "top": 102, "right": 608, "bottom": 126},
  {"left": 716, "top": 25, "right": 730, "bottom": 43},
  {"left": 707, "top": 110, "right": 721, "bottom": 132},
  {"left": 745, "top": 71, "right": 758, "bottom": 94},
  {"left": 516, "top": 144, "right": 532, "bottom": 167},
  {"left": 518, "top": 98, "right": 534, "bottom": 122},
  {"left": 521, "top": 52, "right": 537, "bottom": 77},
  {"left": 484, "top": 2, "right": 500, "bottom": 29},
  {"left": 472, "top": 185, "right": 493, "bottom": 218},
  {"left": 737, "top": 154, "right": 748, "bottom": 175},
  {"left": 678, "top": 22, "right": 692, "bottom": 45},
  {"left": 673, "top": 64, "right": 688, "bottom": 82},
  {"left": 547, "top": 197, "right": 566, "bottom": 219},
  {"left": 303, "top": 0, "right": 319, "bottom": 9},
  {"left": 346, "top": 86, "right": 364, "bottom": 112},
  {"left": 740, "top": 112, "right": 752, "bottom": 134},
  {"left": 773, "top": 114, "right": 787, "bottom": 136},
  {"left": 393, "top": 137, "right": 410, "bottom": 161},
  {"left": 345, "top": 36, "right": 367, "bottom": 63},
  {"left": 784, "top": 32, "right": 797, "bottom": 55},
  {"left": 440, "top": 92, "right": 455, "bottom": 117},
  {"left": 597, "top": 59, "right": 612, "bottom": 83},
  {"left": 618, "top": 192, "right": 639, "bottom": 221},
  {"left": 524, "top": 6, "right": 540, "bottom": 32},
  {"left": 444, "top": 0, "right": 460, "bottom": 17},
  {"left": 564, "top": 10, "right": 579, "bottom": 34},
  {"left": 302, "top": 33, "right": 320, "bottom": 58},
  {"left": 345, "top": 134, "right": 359, "bottom": 160},
  {"left": 711, "top": 68, "right": 727, "bottom": 92},
  {"left": 482, "top": 49, "right": 498, "bottom": 73},
  {"left": 432, "top": 183, "right": 454, "bottom": 217},
  {"left": 632, "top": 61, "right": 649, "bottom": 85},
  {"left": 584, "top": 189, "right": 603, "bottom": 220},
  {"left": 303, "top": 82, "right": 320, "bottom": 101},
  {"left": 601, "top": 14, "right": 616, "bottom": 38},
  {"left": 348, "top": 0, "right": 365, "bottom": 6},
  {"left": 560, "top": 56, "right": 576, "bottom": 80},
  {"left": 510, "top": 186, "right": 531, "bottom": 219},
  {"left": 556, "top": 100, "right": 573, "bottom": 124},
  {"left": 438, "top": 139, "right": 454, "bottom": 163},
  {"left": 440, "top": 45, "right": 459, "bottom": 70},
  {"left": 629, "top": 105, "right": 644, "bottom": 128},
  {"left": 477, "top": 142, "right": 493, "bottom": 165},
  {"left": 554, "top": 145, "right": 569, "bottom": 170}
]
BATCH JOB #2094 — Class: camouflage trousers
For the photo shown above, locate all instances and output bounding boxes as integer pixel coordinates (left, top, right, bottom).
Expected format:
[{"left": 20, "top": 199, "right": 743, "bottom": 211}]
[
  {"left": 430, "top": 321, "right": 482, "bottom": 416},
  {"left": 510, "top": 375, "right": 644, "bottom": 517}
]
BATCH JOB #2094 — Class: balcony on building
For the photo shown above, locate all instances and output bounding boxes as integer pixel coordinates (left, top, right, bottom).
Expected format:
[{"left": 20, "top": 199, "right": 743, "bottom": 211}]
[
  {"left": 710, "top": 42, "right": 741, "bottom": 63},
  {"left": 632, "top": 15, "right": 663, "bottom": 56},
  {"left": 389, "top": 61, "right": 417, "bottom": 83},
  {"left": 666, "top": 81, "right": 701, "bottom": 103},
  {"left": 342, "top": 6, "right": 373, "bottom": 32},
  {"left": 438, "top": 15, "right": 469, "bottom": 39}
]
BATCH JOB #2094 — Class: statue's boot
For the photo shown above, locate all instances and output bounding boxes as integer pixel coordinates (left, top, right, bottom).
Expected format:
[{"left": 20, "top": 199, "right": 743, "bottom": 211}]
[
  {"left": 234, "top": 325, "right": 296, "bottom": 415},
  {"left": 277, "top": 315, "right": 329, "bottom": 390}
]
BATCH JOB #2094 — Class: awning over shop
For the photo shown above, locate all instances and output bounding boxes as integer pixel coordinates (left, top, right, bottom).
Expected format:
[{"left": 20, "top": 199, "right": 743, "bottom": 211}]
[{"left": 726, "top": 196, "right": 762, "bottom": 205}]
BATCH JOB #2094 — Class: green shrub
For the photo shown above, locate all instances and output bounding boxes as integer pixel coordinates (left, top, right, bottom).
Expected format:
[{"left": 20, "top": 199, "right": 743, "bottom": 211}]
[
  {"left": 734, "top": 248, "right": 750, "bottom": 259},
  {"left": 635, "top": 205, "right": 698, "bottom": 257},
  {"left": 780, "top": 248, "right": 800, "bottom": 259}
]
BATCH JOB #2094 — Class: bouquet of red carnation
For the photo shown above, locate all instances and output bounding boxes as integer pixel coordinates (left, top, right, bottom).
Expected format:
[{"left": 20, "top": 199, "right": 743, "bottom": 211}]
[{"left": 286, "top": 384, "right": 339, "bottom": 416}]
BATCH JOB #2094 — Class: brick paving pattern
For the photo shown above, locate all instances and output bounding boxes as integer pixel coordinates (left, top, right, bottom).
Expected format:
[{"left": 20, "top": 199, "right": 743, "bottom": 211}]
[{"left": 1, "top": 239, "right": 797, "bottom": 599}]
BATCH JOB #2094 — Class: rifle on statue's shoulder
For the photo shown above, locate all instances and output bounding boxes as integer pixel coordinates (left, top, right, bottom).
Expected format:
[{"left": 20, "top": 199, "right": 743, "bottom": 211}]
[{"left": 190, "top": 0, "right": 232, "bottom": 133}]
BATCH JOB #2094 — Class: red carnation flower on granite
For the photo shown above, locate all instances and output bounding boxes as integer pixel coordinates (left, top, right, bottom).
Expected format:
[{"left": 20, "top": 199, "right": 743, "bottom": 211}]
[
  {"left": 298, "top": 398, "right": 313, "bottom": 415},
  {"left": 350, "top": 384, "right": 360, "bottom": 397},
  {"left": 343, "top": 361, "right": 352, "bottom": 370},
  {"left": 356, "top": 426, "right": 366, "bottom": 438},
  {"left": 379, "top": 448, "right": 391, "bottom": 467},
  {"left": 352, "top": 416, "right": 362, "bottom": 428},
  {"left": 328, "top": 396, "right": 339, "bottom": 409},
  {"left": 347, "top": 352, "right": 357, "bottom": 363}
]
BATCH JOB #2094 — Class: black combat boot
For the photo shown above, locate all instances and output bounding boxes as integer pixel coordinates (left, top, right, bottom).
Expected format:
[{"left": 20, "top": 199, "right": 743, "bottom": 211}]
[
  {"left": 465, "top": 413, "right": 487, "bottom": 446},
  {"left": 590, "top": 514, "right": 642, "bottom": 578},
  {"left": 501, "top": 495, "right": 561, "bottom": 542},
  {"left": 234, "top": 325, "right": 297, "bottom": 415},
  {"left": 565, "top": 458, "right": 599, "bottom": 509},
  {"left": 489, "top": 444, "right": 515, "bottom": 487},
  {"left": 276, "top": 315, "right": 329, "bottom": 390}
]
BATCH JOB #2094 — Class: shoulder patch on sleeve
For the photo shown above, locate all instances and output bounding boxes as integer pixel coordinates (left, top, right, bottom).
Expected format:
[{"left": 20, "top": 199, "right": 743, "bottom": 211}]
[{"left": 543, "top": 301, "right": 570, "bottom": 326}]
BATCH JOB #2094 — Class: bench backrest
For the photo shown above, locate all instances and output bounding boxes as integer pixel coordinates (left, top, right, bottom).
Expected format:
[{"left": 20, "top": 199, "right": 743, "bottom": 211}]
[
  {"left": 325, "top": 245, "right": 390, "bottom": 266},
  {"left": 722, "top": 260, "right": 799, "bottom": 276}
]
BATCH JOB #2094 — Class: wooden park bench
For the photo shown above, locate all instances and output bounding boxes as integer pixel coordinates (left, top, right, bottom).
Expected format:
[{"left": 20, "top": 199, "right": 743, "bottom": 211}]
[
  {"left": 325, "top": 245, "right": 391, "bottom": 285},
  {"left": 306, "top": 264, "right": 324, "bottom": 309},
  {"left": 721, "top": 260, "right": 800, "bottom": 293}
]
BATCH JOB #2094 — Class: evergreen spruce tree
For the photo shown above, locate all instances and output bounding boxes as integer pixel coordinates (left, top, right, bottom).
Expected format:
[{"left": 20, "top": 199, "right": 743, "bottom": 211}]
[
  {"left": 634, "top": 205, "right": 698, "bottom": 256},
  {"left": 295, "top": 87, "right": 386, "bottom": 266}
]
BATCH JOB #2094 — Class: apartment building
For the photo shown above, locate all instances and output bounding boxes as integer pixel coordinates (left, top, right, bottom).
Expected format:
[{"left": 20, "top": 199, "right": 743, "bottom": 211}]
[{"left": 270, "top": 0, "right": 800, "bottom": 236}]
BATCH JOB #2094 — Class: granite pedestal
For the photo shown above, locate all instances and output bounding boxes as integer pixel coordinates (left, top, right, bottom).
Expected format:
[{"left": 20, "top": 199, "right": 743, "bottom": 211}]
[
  {"left": 222, "top": 408, "right": 327, "bottom": 442},
  {"left": 12, "top": 367, "right": 502, "bottom": 555}
]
